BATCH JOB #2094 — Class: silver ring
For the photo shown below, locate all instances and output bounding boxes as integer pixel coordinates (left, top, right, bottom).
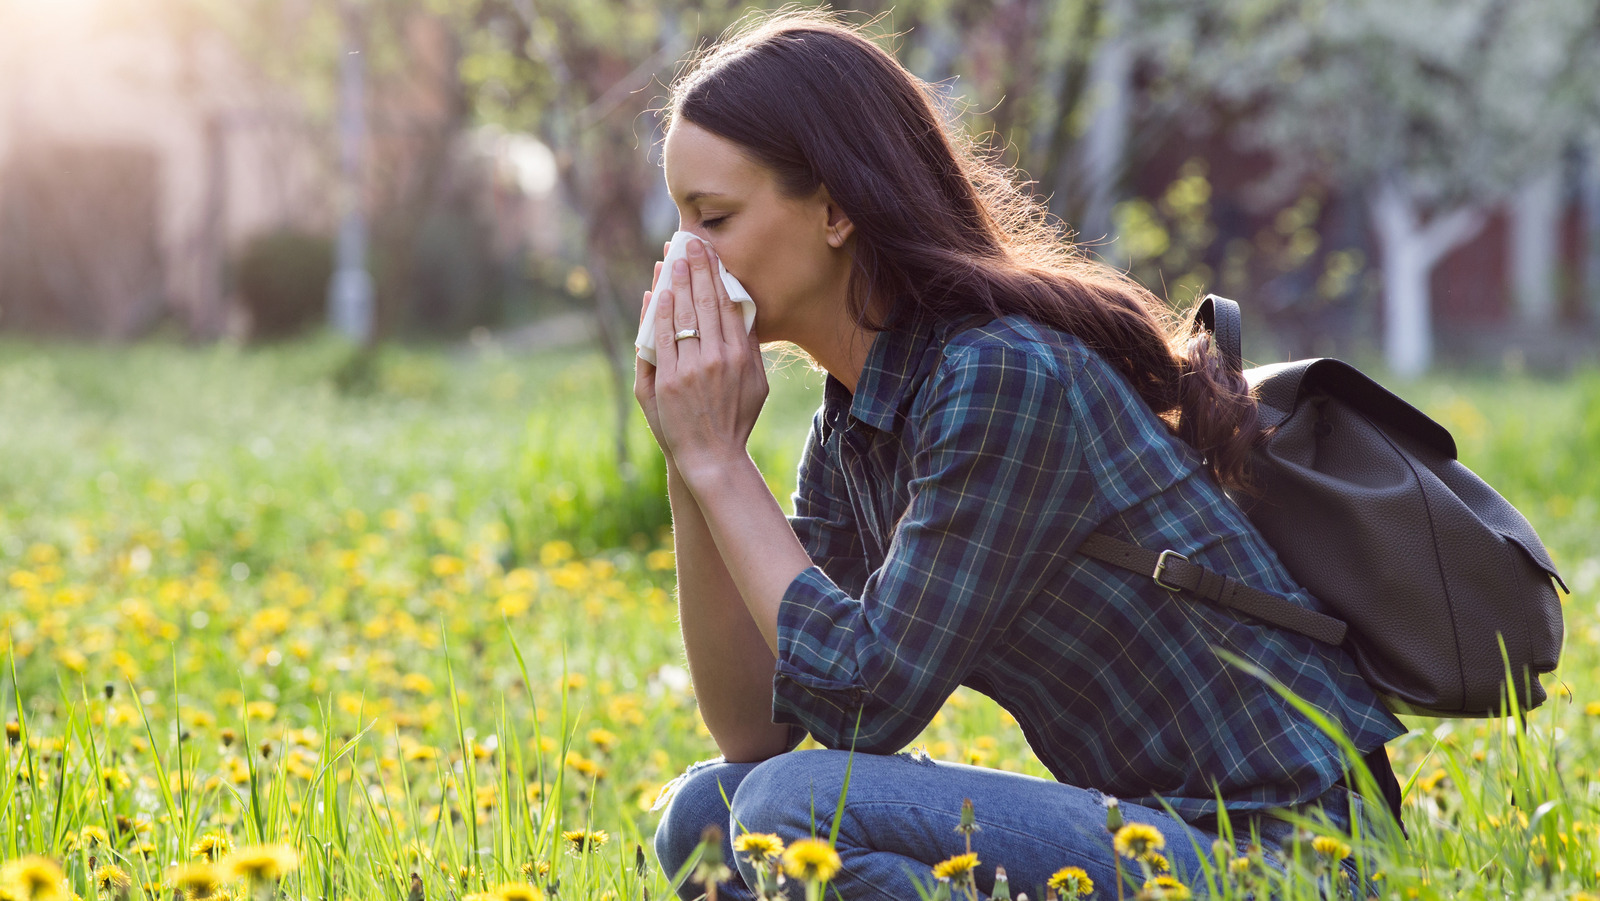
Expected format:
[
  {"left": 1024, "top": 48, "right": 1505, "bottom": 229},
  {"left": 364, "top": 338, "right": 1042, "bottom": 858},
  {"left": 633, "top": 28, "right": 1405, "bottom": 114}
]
[{"left": 673, "top": 328, "right": 701, "bottom": 343}]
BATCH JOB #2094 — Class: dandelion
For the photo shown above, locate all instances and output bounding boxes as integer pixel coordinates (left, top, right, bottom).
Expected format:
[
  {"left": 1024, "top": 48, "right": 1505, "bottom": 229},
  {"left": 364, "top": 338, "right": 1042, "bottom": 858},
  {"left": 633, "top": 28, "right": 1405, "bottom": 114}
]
[
  {"left": 733, "top": 832, "right": 785, "bottom": 867},
  {"left": 491, "top": 883, "right": 540, "bottom": 901},
  {"left": 1047, "top": 866, "right": 1093, "bottom": 898},
  {"left": 222, "top": 844, "right": 299, "bottom": 883},
  {"left": 1145, "top": 853, "right": 1171, "bottom": 874},
  {"left": 1, "top": 857, "right": 68, "bottom": 901},
  {"left": 782, "top": 837, "right": 841, "bottom": 883},
  {"left": 691, "top": 825, "right": 732, "bottom": 900},
  {"left": 991, "top": 866, "right": 1011, "bottom": 901},
  {"left": 4, "top": 721, "right": 20, "bottom": 745},
  {"left": 931, "top": 853, "right": 979, "bottom": 882},
  {"left": 1103, "top": 796, "right": 1123, "bottom": 832},
  {"left": 1311, "top": 836, "right": 1351, "bottom": 862},
  {"left": 169, "top": 864, "right": 225, "bottom": 900},
  {"left": 1138, "top": 875, "right": 1191, "bottom": 900},
  {"left": 931, "top": 851, "right": 979, "bottom": 900},
  {"left": 192, "top": 831, "right": 235, "bottom": 862},
  {"left": 1113, "top": 823, "right": 1165, "bottom": 861},
  {"left": 94, "top": 865, "right": 133, "bottom": 901},
  {"left": 561, "top": 829, "right": 609, "bottom": 854},
  {"left": 586, "top": 728, "right": 619, "bottom": 752},
  {"left": 79, "top": 825, "right": 111, "bottom": 848}
]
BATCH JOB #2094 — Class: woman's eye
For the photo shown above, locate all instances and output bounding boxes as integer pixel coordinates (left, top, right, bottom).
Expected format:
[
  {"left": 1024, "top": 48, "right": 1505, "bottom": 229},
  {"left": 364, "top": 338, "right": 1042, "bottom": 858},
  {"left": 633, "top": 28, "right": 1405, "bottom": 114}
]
[{"left": 702, "top": 216, "right": 728, "bottom": 230}]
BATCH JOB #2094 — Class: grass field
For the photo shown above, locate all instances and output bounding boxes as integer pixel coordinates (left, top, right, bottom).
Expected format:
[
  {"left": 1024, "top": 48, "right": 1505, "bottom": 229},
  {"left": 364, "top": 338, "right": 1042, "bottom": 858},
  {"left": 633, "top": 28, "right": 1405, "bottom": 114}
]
[{"left": 1, "top": 337, "right": 1597, "bottom": 901}]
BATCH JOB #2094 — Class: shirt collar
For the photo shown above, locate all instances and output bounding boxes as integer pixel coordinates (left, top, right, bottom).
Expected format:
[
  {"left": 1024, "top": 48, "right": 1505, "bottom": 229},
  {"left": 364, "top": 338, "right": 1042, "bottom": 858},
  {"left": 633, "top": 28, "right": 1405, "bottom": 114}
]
[{"left": 823, "top": 314, "right": 946, "bottom": 435}]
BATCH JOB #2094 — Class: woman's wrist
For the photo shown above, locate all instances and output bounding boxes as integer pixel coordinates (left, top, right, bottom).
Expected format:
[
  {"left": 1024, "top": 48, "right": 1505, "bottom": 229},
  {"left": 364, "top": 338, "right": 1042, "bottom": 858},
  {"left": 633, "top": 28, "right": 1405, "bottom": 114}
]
[{"left": 675, "top": 448, "right": 760, "bottom": 500}]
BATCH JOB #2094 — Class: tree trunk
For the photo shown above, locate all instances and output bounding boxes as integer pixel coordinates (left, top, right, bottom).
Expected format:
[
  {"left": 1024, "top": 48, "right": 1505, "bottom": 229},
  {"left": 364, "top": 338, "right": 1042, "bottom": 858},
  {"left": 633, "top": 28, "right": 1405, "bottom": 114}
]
[
  {"left": 1582, "top": 145, "right": 1600, "bottom": 322},
  {"left": 1078, "top": 0, "right": 1130, "bottom": 245},
  {"left": 1509, "top": 168, "right": 1562, "bottom": 330},
  {"left": 1368, "top": 179, "right": 1486, "bottom": 377}
]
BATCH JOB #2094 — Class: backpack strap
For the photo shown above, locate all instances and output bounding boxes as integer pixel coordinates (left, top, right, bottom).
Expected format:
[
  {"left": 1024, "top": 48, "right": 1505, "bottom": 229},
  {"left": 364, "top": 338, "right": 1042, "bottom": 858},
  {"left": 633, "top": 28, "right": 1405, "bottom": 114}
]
[
  {"left": 936, "top": 308, "right": 1348, "bottom": 648},
  {"left": 1192, "top": 295, "right": 1243, "bottom": 374},
  {"left": 1076, "top": 534, "right": 1349, "bottom": 647}
]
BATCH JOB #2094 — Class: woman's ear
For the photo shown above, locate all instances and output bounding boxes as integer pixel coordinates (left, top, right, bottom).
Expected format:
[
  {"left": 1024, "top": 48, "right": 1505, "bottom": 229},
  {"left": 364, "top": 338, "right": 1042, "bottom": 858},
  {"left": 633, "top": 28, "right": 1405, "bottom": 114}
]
[{"left": 818, "top": 188, "right": 855, "bottom": 247}]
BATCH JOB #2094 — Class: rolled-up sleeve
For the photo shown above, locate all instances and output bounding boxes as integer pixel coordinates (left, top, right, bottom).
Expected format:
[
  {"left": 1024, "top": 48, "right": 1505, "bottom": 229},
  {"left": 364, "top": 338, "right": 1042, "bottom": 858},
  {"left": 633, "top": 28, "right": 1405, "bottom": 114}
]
[{"left": 773, "top": 347, "right": 1099, "bottom": 753}]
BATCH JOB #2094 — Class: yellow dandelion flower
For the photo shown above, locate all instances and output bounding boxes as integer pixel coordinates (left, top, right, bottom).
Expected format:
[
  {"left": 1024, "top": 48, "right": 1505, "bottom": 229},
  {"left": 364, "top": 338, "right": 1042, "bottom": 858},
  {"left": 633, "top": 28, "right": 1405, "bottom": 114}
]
[
  {"left": 733, "top": 832, "right": 785, "bottom": 864},
  {"left": 931, "top": 852, "right": 979, "bottom": 882},
  {"left": 94, "top": 865, "right": 132, "bottom": 898},
  {"left": 1145, "top": 852, "right": 1171, "bottom": 874},
  {"left": 0, "top": 856, "right": 68, "bottom": 901},
  {"left": 586, "top": 728, "right": 619, "bottom": 752},
  {"left": 1140, "top": 875, "right": 1192, "bottom": 900},
  {"left": 492, "top": 882, "right": 540, "bottom": 901},
  {"left": 561, "top": 829, "right": 609, "bottom": 854},
  {"left": 168, "top": 864, "right": 224, "bottom": 900},
  {"left": 192, "top": 831, "right": 235, "bottom": 862},
  {"left": 222, "top": 844, "right": 298, "bottom": 882},
  {"left": 400, "top": 673, "right": 435, "bottom": 695},
  {"left": 1311, "top": 836, "right": 1351, "bottom": 861},
  {"left": 1114, "top": 823, "right": 1166, "bottom": 860},
  {"left": 1048, "top": 866, "right": 1094, "bottom": 898},
  {"left": 782, "top": 837, "right": 842, "bottom": 883},
  {"left": 79, "top": 825, "right": 111, "bottom": 848},
  {"left": 1228, "top": 857, "right": 1254, "bottom": 876}
]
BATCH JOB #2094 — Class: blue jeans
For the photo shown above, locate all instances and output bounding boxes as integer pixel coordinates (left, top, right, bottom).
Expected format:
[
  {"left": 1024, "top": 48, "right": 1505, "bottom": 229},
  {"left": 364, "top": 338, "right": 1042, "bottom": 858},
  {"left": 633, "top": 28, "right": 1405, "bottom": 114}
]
[{"left": 655, "top": 749, "right": 1229, "bottom": 901}]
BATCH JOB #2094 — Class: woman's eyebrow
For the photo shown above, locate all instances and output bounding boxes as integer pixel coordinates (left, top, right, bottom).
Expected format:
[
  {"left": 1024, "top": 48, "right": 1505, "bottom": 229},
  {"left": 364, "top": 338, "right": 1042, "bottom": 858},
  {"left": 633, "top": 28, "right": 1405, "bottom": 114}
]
[{"left": 683, "top": 190, "right": 733, "bottom": 204}]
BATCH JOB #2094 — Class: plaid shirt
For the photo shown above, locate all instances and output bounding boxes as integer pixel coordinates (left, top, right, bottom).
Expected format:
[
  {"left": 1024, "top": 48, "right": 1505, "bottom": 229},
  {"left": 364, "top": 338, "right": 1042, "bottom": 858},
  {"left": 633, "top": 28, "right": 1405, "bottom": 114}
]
[{"left": 773, "top": 313, "right": 1404, "bottom": 822}]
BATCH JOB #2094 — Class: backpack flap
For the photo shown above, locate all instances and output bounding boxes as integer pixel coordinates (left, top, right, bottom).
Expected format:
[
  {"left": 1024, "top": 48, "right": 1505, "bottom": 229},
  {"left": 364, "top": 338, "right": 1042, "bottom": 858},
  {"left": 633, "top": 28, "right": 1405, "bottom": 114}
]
[
  {"left": 1247, "top": 358, "right": 1456, "bottom": 459},
  {"left": 1242, "top": 359, "right": 1567, "bottom": 716}
]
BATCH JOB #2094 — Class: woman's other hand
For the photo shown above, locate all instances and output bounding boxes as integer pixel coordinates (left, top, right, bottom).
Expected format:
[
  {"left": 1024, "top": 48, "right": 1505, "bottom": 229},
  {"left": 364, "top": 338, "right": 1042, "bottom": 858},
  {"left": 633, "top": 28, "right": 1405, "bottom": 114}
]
[
  {"left": 634, "top": 242, "right": 671, "bottom": 455},
  {"left": 650, "top": 237, "right": 768, "bottom": 484}
]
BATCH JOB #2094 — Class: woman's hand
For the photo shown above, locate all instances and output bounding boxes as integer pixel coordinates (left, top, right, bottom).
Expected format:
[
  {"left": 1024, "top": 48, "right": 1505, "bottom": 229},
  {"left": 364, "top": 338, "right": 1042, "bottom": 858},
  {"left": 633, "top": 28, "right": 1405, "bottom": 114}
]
[
  {"left": 633, "top": 246, "right": 671, "bottom": 456},
  {"left": 647, "top": 237, "right": 768, "bottom": 486}
]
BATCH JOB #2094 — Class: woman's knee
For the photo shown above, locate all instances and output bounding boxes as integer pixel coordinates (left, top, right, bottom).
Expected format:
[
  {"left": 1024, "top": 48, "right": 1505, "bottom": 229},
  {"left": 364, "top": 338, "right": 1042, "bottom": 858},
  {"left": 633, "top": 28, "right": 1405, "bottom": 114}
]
[
  {"left": 728, "top": 750, "right": 853, "bottom": 837},
  {"left": 654, "top": 759, "right": 754, "bottom": 882}
]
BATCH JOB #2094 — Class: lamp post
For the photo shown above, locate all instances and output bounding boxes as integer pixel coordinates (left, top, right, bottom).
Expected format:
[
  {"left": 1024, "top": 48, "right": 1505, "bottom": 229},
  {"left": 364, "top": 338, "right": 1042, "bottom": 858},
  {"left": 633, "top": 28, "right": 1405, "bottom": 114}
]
[{"left": 328, "top": 0, "right": 373, "bottom": 343}]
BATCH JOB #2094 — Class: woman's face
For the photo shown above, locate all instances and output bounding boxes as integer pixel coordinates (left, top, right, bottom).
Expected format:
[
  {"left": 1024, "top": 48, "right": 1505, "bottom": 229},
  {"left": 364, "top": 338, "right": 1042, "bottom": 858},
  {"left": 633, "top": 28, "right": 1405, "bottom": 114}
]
[{"left": 661, "top": 121, "right": 854, "bottom": 347}]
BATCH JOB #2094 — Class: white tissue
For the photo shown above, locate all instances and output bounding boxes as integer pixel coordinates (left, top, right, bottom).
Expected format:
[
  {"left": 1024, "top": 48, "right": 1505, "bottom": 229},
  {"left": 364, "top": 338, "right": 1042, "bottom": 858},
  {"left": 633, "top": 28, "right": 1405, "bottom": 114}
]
[{"left": 634, "top": 231, "right": 755, "bottom": 365}]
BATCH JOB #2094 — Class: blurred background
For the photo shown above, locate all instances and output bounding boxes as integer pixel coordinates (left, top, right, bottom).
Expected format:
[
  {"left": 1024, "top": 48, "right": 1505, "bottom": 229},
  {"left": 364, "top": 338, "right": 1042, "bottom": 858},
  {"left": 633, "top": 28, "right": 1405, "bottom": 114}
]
[{"left": 2, "top": 0, "right": 1598, "bottom": 379}]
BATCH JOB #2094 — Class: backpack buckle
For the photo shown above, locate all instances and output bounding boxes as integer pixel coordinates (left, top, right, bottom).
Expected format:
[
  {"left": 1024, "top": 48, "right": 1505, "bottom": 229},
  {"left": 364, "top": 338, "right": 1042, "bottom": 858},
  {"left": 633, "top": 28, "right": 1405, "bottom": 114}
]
[{"left": 1153, "top": 549, "right": 1188, "bottom": 591}]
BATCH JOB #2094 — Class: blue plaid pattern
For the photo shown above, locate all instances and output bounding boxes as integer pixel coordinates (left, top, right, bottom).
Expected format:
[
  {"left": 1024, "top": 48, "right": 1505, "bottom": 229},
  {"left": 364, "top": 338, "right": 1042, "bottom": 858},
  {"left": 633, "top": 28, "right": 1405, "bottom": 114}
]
[{"left": 774, "top": 314, "right": 1404, "bottom": 822}]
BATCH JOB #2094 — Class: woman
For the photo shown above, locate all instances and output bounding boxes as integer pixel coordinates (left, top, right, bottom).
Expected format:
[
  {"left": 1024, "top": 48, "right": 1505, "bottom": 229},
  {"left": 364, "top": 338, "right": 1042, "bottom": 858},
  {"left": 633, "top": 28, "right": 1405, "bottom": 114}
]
[{"left": 636, "top": 12, "right": 1403, "bottom": 900}]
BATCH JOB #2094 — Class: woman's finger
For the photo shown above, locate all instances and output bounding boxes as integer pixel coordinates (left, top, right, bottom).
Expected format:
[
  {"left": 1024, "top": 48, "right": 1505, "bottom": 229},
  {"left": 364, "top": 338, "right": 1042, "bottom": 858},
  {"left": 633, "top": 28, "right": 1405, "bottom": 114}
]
[
  {"left": 685, "top": 237, "right": 724, "bottom": 347},
  {"left": 654, "top": 286, "right": 680, "bottom": 373},
  {"left": 703, "top": 244, "right": 746, "bottom": 351},
  {"left": 669, "top": 255, "right": 701, "bottom": 360}
]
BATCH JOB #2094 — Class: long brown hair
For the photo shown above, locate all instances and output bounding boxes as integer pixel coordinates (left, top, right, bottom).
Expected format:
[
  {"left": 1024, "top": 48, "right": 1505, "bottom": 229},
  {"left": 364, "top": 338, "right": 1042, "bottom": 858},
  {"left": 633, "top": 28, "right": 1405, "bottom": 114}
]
[{"left": 668, "top": 11, "right": 1259, "bottom": 491}]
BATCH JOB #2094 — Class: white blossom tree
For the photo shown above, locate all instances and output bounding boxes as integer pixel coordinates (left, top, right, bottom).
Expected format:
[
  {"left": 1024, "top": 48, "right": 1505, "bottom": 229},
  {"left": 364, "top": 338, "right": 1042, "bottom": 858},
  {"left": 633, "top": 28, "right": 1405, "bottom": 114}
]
[{"left": 1174, "top": 0, "right": 1600, "bottom": 375}]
